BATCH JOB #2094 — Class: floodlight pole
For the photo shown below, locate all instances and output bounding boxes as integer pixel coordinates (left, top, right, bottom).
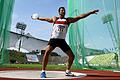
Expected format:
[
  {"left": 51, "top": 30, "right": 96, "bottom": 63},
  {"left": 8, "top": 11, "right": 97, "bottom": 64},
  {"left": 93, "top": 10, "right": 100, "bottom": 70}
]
[
  {"left": 102, "top": 14, "right": 117, "bottom": 49},
  {"left": 108, "top": 21, "right": 117, "bottom": 44},
  {"left": 16, "top": 22, "right": 26, "bottom": 52},
  {"left": 18, "top": 30, "right": 23, "bottom": 51}
]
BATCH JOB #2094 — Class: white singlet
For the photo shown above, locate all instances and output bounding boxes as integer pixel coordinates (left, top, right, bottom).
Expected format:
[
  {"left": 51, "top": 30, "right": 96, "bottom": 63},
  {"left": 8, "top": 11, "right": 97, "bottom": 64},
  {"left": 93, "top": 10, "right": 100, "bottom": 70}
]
[{"left": 51, "top": 18, "right": 68, "bottom": 39}]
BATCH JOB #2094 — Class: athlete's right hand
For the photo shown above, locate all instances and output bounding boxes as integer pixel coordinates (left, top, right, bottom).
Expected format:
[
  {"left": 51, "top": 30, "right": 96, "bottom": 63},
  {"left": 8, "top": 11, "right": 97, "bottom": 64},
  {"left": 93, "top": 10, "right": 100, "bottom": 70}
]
[{"left": 90, "top": 10, "right": 99, "bottom": 14}]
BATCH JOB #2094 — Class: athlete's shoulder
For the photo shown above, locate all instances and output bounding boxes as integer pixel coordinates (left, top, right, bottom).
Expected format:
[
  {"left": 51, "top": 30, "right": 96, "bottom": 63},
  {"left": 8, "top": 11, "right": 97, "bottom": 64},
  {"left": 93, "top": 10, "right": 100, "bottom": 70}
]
[
  {"left": 53, "top": 16, "right": 59, "bottom": 21},
  {"left": 65, "top": 17, "right": 73, "bottom": 25}
]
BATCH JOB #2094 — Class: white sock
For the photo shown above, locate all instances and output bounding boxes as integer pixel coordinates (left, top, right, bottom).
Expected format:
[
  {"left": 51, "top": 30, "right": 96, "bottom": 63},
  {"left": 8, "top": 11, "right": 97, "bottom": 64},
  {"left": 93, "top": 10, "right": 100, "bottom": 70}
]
[
  {"left": 42, "top": 70, "right": 45, "bottom": 72},
  {"left": 66, "top": 70, "right": 70, "bottom": 73}
]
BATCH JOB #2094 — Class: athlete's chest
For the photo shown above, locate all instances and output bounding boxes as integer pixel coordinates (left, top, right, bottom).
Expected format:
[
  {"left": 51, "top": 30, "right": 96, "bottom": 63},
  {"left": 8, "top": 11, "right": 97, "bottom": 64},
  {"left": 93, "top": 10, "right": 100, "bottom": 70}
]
[
  {"left": 54, "top": 18, "right": 68, "bottom": 25},
  {"left": 54, "top": 19, "right": 68, "bottom": 28}
]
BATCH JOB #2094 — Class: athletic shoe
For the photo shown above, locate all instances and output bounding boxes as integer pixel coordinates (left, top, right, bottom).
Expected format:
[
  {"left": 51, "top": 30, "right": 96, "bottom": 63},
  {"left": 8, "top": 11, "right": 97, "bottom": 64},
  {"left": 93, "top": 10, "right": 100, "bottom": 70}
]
[
  {"left": 65, "top": 71, "right": 74, "bottom": 76},
  {"left": 40, "top": 72, "right": 46, "bottom": 78}
]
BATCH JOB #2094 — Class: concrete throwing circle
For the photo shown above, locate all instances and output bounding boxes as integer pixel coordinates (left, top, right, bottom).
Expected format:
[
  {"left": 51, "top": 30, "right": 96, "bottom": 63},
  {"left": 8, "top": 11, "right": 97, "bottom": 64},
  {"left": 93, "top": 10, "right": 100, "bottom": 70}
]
[{"left": 0, "top": 70, "right": 87, "bottom": 79}]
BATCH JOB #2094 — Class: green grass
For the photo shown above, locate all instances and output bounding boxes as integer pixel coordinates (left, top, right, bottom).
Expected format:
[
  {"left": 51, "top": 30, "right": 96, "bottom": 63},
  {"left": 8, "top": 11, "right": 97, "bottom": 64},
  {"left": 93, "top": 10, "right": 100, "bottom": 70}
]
[
  {"left": 0, "top": 64, "right": 83, "bottom": 71},
  {"left": 0, "top": 64, "right": 42, "bottom": 68},
  {"left": 0, "top": 63, "right": 120, "bottom": 71}
]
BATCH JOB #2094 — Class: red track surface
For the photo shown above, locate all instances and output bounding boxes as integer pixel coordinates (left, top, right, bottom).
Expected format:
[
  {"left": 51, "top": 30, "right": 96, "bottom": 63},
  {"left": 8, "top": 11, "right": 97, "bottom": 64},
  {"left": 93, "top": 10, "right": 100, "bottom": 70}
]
[{"left": 0, "top": 68, "right": 120, "bottom": 80}]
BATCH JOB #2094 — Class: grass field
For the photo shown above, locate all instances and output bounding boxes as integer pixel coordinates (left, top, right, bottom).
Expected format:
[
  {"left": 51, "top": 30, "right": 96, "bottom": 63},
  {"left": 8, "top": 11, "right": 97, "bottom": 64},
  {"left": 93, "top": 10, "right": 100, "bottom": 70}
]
[
  {"left": 0, "top": 64, "right": 120, "bottom": 71},
  {"left": 0, "top": 64, "right": 84, "bottom": 71}
]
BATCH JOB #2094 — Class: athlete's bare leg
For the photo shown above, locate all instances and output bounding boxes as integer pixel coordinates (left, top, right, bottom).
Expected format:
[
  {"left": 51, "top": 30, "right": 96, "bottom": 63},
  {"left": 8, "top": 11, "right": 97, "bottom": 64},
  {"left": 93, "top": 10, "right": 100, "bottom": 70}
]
[
  {"left": 42, "top": 45, "right": 54, "bottom": 70},
  {"left": 65, "top": 49, "right": 75, "bottom": 70}
]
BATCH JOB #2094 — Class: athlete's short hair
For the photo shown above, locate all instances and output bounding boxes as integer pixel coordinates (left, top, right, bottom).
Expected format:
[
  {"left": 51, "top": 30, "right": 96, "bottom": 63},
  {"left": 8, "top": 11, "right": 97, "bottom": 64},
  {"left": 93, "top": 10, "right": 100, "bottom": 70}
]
[{"left": 58, "top": 7, "right": 65, "bottom": 13}]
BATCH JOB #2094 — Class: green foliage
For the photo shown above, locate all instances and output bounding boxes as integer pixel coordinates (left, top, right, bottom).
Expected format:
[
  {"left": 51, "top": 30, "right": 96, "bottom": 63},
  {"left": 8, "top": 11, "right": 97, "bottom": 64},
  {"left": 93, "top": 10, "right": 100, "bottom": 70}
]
[{"left": 9, "top": 50, "right": 26, "bottom": 64}]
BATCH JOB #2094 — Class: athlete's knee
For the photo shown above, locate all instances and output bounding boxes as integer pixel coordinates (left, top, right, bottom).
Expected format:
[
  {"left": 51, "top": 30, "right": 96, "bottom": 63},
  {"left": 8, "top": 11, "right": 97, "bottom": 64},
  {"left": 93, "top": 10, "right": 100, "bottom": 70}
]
[
  {"left": 69, "top": 51, "right": 75, "bottom": 60},
  {"left": 67, "top": 50, "right": 75, "bottom": 60},
  {"left": 71, "top": 53, "right": 75, "bottom": 60},
  {"left": 44, "top": 45, "right": 54, "bottom": 55}
]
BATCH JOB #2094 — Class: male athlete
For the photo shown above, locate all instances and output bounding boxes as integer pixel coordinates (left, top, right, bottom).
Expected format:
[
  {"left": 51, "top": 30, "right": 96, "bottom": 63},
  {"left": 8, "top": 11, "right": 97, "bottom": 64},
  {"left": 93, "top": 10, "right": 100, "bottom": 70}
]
[{"left": 32, "top": 7, "right": 99, "bottom": 78}]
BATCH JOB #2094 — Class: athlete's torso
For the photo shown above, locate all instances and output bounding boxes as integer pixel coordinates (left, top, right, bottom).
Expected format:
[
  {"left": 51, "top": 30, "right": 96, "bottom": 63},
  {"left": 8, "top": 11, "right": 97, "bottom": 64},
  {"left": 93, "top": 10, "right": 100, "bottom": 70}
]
[{"left": 51, "top": 18, "right": 68, "bottom": 39}]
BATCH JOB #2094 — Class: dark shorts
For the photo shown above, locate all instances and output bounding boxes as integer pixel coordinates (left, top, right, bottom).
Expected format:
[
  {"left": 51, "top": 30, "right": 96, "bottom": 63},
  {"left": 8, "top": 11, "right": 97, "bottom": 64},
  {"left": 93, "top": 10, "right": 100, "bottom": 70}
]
[{"left": 48, "top": 38, "right": 71, "bottom": 53}]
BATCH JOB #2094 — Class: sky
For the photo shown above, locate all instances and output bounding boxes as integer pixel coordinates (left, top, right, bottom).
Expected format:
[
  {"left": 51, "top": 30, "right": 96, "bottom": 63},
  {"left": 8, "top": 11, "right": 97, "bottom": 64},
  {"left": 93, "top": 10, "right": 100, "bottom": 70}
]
[{"left": 11, "top": 0, "right": 120, "bottom": 50}]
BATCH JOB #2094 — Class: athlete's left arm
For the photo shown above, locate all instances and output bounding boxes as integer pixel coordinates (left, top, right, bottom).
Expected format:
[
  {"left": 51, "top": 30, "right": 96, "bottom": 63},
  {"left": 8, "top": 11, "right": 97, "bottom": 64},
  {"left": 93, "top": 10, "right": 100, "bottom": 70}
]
[{"left": 67, "top": 10, "right": 99, "bottom": 23}]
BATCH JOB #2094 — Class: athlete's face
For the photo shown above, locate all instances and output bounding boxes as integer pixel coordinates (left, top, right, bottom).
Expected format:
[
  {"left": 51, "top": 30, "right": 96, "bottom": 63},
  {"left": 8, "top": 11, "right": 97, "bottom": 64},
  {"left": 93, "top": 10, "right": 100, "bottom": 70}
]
[{"left": 59, "top": 8, "right": 65, "bottom": 17}]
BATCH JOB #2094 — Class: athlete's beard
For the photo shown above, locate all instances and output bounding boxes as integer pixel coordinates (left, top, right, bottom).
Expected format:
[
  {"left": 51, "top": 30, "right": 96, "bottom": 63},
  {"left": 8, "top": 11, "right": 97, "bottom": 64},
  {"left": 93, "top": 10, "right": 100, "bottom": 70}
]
[{"left": 59, "top": 13, "right": 65, "bottom": 18}]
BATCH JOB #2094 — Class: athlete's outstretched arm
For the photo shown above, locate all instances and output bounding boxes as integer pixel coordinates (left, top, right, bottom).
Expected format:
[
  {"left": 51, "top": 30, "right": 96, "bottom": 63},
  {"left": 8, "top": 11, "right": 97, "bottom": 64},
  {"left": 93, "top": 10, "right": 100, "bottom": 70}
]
[
  {"left": 67, "top": 9, "right": 99, "bottom": 23},
  {"left": 31, "top": 16, "right": 57, "bottom": 23},
  {"left": 37, "top": 17, "right": 53, "bottom": 22}
]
